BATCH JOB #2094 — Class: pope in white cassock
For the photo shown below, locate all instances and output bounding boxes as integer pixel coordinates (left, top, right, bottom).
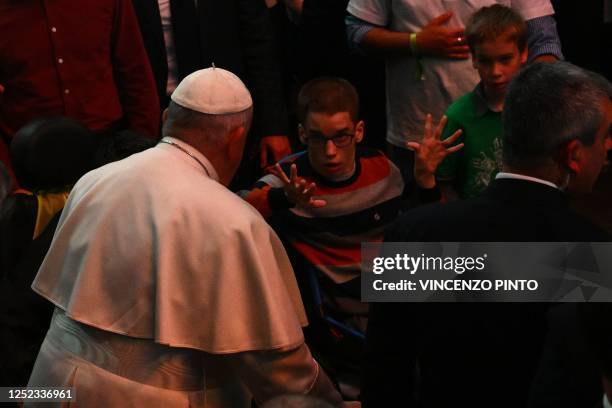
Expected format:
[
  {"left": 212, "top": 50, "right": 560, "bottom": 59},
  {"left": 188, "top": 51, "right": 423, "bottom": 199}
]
[{"left": 26, "top": 67, "right": 345, "bottom": 407}]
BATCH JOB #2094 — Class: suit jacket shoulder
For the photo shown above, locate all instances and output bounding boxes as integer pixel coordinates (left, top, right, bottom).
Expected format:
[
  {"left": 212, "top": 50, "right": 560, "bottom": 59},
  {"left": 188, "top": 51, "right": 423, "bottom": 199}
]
[{"left": 386, "top": 179, "right": 610, "bottom": 242}]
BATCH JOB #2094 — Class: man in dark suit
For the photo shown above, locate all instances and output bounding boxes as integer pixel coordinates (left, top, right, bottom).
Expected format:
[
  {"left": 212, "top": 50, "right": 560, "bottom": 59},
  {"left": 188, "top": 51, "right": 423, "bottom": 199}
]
[
  {"left": 361, "top": 61, "right": 612, "bottom": 407},
  {"left": 132, "top": 0, "right": 291, "bottom": 184}
]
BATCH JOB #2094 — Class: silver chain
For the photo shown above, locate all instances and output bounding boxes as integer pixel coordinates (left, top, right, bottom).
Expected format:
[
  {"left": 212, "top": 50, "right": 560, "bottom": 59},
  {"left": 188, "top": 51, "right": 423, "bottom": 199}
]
[{"left": 160, "top": 139, "right": 211, "bottom": 178}]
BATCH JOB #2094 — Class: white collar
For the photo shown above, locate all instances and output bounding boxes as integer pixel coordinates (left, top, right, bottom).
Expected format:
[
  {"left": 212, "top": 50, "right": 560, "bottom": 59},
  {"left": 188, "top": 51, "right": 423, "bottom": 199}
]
[
  {"left": 159, "top": 136, "right": 219, "bottom": 182},
  {"left": 495, "top": 172, "right": 561, "bottom": 191},
  {"left": 604, "top": 394, "right": 612, "bottom": 408}
]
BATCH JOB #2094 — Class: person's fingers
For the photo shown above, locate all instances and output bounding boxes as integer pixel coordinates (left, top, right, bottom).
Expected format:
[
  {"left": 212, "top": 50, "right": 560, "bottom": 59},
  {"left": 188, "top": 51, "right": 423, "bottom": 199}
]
[
  {"left": 442, "top": 129, "right": 463, "bottom": 145},
  {"left": 274, "top": 163, "right": 291, "bottom": 185},
  {"left": 297, "top": 178, "right": 308, "bottom": 193},
  {"left": 310, "top": 198, "right": 327, "bottom": 208},
  {"left": 447, "top": 52, "right": 470, "bottom": 59},
  {"left": 447, "top": 28, "right": 466, "bottom": 38},
  {"left": 406, "top": 141, "right": 420, "bottom": 152},
  {"left": 292, "top": 176, "right": 304, "bottom": 192},
  {"left": 290, "top": 163, "right": 299, "bottom": 181},
  {"left": 434, "top": 115, "right": 448, "bottom": 139},
  {"left": 424, "top": 113, "right": 434, "bottom": 140},
  {"left": 303, "top": 182, "right": 317, "bottom": 196},
  {"left": 448, "top": 44, "right": 470, "bottom": 53},
  {"left": 428, "top": 11, "right": 453, "bottom": 26},
  {"left": 446, "top": 143, "right": 465, "bottom": 153}
]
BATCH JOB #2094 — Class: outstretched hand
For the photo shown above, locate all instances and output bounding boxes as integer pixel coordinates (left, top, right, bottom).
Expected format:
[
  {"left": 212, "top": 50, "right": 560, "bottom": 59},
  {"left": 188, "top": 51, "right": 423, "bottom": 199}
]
[
  {"left": 416, "top": 12, "right": 470, "bottom": 59},
  {"left": 271, "top": 163, "right": 327, "bottom": 208},
  {"left": 407, "top": 114, "right": 464, "bottom": 188}
]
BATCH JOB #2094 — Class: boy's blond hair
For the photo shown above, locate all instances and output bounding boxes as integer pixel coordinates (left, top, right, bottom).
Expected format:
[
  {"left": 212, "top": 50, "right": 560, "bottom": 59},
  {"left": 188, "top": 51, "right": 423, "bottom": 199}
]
[{"left": 466, "top": 5, "right": 527, "bottom": 52}]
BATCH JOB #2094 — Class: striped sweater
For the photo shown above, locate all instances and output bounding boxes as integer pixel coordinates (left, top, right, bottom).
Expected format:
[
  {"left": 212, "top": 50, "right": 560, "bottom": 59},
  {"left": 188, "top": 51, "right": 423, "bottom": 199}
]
[{"left": 242, "top": 147, "right": 410, "bottom": 284}]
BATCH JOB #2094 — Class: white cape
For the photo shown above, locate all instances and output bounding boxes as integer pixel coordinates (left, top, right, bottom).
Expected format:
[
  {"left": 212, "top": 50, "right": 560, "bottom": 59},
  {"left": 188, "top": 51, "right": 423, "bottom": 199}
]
[{"left": 33, "top": 141, "right": 308, "bottom": 354}]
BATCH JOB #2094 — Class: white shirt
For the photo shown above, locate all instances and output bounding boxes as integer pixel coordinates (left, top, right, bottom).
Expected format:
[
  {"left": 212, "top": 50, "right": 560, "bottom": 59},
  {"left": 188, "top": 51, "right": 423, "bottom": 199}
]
[
  {"left": 346, "top": 0, "right": 554, "bottom": 144},
  {"left": 495, "top": 171, "right": 561, "bottom": 190}
]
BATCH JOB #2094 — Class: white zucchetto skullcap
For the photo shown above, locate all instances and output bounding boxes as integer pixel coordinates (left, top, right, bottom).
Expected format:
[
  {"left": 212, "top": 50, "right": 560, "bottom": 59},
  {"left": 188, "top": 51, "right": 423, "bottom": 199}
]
[{"left": 170, "top": 66, "right": 253, "bottom": 114}]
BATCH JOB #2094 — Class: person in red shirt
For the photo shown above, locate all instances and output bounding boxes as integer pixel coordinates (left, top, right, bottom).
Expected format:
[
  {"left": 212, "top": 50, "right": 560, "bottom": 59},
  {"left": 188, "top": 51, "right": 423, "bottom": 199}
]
[{"left": 0, "top": 0, "right": 160, "bottom": 190}]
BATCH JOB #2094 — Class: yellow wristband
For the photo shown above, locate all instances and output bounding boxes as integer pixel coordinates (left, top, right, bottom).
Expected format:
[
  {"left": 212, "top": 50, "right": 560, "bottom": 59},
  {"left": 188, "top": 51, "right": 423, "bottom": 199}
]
[{"left": 409, "top": 32, "right": 419, "bottom": 55}]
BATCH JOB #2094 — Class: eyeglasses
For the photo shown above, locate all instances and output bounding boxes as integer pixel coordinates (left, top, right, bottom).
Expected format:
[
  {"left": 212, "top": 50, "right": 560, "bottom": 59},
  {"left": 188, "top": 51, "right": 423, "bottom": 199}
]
[{"left": 304, "top": 132, "right": 355, "bottom": 148}]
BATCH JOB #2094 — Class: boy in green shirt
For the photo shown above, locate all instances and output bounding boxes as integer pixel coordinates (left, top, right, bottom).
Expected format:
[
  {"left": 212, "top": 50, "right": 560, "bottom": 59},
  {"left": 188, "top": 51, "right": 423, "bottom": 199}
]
[{"left": 437, "top": 5, "right": 528, "bottom": 199}]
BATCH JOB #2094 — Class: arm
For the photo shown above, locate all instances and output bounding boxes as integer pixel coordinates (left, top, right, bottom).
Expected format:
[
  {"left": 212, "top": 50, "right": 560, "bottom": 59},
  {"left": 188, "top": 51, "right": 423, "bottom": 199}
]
[
  {"left": 434, "top": 114, "right": 464, "bottom": 202},
  {"left": 525, "top": 15, "right": 563, "bottom": 62},
  {"left": 240, "top": 163, "right": 326, "bottom": 219},
  {"left": 226, "top": 342, "right": 345, "bottom": 406},
  {"left": 111, "top": 0, "right": 160, "bottom": 139},
  {"left": 346, "top": 12, "right": 469, "bottom": 59},
  {"left": 239, "top": 173, "right": 291, "bottom": 219}
]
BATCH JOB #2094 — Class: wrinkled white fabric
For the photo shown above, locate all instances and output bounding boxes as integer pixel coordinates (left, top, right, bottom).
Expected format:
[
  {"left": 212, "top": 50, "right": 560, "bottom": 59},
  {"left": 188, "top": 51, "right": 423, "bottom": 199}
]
[
  {"left": 27, "top": 309, "right": 342, "bottom": 407},
  {"left": 32, "top": 138, "right": 307, "bottom": 352},
  {"left": 27, "top": 309, "right": 206, "bottom": 407},
  {"left": 27, "top": 137, "right": 327, "bottom": 406}
]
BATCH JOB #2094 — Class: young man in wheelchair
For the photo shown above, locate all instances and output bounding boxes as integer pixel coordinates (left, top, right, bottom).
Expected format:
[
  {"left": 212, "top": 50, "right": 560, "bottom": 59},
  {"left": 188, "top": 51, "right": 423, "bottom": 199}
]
[{"left": 242, "top": 77, "right": 460, "bottom": 330}]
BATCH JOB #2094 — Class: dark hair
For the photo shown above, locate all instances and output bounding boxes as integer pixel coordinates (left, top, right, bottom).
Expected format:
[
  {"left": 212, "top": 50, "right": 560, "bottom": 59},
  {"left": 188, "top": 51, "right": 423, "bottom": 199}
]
[
  {"left": 10, "top": 117, "right": 98, "bottom": 192},
  {"left": 465, "top": 4, "right": 527, "bottom": 52},
  {"left": 93, "top": 129, "right": 156, "bottom": 167},
  {"left": 503, "top": 61, "right": 612, "bottom": 170},
  {"left": 297, "top": 77, "right": 359, "bottom": 123}
]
